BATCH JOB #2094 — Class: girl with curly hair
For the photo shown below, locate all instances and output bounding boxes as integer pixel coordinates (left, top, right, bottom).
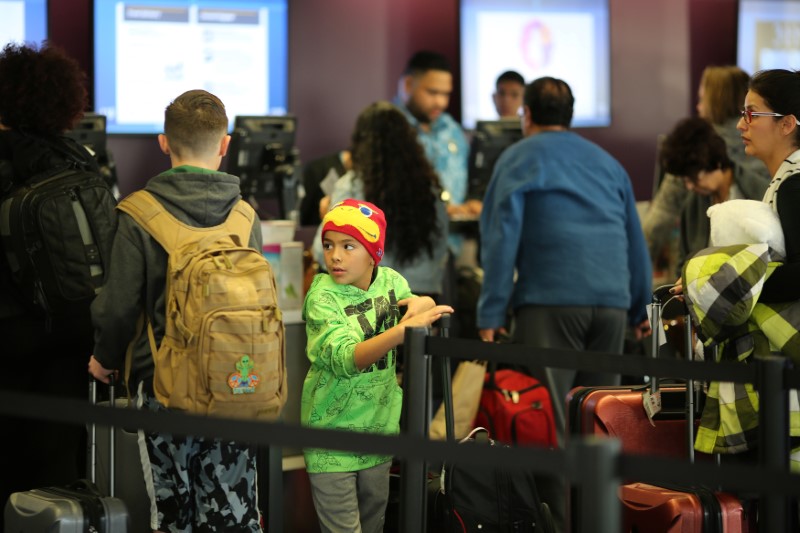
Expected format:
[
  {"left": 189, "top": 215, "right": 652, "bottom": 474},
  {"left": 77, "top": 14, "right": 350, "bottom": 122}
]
[{"left": 313, "top": 101, "right": 449, "bottom": 298}]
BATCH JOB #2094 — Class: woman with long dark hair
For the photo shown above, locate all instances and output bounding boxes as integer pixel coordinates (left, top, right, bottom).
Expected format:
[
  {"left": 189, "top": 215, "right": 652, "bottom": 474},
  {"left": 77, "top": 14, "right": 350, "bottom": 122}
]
[{"left": 314, "top": 101, "right": 449, "bottom": 298}]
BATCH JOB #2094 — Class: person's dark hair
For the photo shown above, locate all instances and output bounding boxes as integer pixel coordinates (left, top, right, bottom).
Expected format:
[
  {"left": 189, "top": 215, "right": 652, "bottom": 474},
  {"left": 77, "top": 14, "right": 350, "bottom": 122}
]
[
  {"left": 700, "top": 65, "right": 750, "bottom": 125},
  {"left": 0, "top": 42, "right": 87, "bottom": 135},
  {"left": 496, "top": 70, "right": 525, "bottom": 87},
  {"left": 749, "top": 69, "right": 800, "bottom": 146},
  {"left": 660, "top": 117, "right": 732, "bottom": 181},
  {"left": 164, "top": 89, "right": 228, "bottom": 158},
  {"left": 403, "top": 50, "right": 451, "bottom": 77},
  {"left": 524, "top": 77, "right": 574, "bottom": 127},
  {"left": 351, "top": 101, "right": 442, "bottom": 264}
]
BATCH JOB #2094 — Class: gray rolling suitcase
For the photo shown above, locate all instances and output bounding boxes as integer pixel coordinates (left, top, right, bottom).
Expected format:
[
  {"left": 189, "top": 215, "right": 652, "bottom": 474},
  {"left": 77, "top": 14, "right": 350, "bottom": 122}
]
[
  {"left": 95, "top": 395, "right": 150, "bottom": 533},
  {"left": 4, "top": 378, "right": 130, "bottom": 532}
]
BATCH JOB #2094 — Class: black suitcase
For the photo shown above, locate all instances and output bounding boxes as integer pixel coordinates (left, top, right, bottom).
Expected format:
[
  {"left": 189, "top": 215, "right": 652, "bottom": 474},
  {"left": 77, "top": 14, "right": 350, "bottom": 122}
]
[{"left": 4, "top": 378, "right": 131, "bottom": 532}]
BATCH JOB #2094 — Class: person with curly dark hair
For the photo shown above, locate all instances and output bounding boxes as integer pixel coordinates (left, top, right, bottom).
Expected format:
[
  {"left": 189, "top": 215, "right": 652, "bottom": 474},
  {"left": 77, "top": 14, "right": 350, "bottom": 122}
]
[
  {"left": 0, "top": 43, "right": 87, "bottom": 135},
  {"left": 0, "top": 42, "right": 100, "bottom": 507},
  {"left": 313, "top": 101, "right": 449, "bottom": 298},
  {"left": 660, "top": 116, "right": 769, "bottom": 272},
  {"left": 642, "top": 66, "right": 770, "bottom": 269}
]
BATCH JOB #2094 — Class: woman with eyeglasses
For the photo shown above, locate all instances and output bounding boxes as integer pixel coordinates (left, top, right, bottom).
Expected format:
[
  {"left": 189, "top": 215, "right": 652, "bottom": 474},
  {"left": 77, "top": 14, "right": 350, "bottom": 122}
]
[
  {"left": 738, "top": 69, "right": 800, "bottom": 524},
  {"left": 739, "top": 69, "right": 800, "bottom": 304}
]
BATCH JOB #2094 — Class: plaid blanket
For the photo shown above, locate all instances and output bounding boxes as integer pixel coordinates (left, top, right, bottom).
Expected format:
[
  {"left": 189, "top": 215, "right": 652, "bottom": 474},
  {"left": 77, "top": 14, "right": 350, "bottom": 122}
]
[
  {"left": 683, "top": 244, "right": 773, "bottom": 345},
  {"left": 683, "top": 244, "right": 800, "bottom": 467}
]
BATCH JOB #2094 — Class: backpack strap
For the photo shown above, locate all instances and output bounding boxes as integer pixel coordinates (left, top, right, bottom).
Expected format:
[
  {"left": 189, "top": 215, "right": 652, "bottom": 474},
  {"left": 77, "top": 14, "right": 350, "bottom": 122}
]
[
  {"left": 221, "top": 199, "right": 257, "bottom": 246},
  {"left": 118, "top": 190, "right": 256, "bottom": 253},
  {"left": 117, "top": 190, "right": 181, "bottom": 254}
]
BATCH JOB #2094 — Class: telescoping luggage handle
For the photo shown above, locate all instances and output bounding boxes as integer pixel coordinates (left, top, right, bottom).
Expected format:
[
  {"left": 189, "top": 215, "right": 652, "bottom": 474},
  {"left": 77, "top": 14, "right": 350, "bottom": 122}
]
[
  {"left": 89, "top": 375, "right": 117, "bottom": 497},
  {"left": 437, "top": 313, "right": 456, "bottom": 442},
  {"left": 649, "top": 283, "right": 698, "bottom": 462}
]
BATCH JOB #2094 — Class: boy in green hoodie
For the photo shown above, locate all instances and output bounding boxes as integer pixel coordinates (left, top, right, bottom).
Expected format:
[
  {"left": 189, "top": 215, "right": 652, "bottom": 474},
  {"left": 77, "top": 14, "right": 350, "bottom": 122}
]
[{"left": 301, "top": 198, "right": 453, "bottom": 532}]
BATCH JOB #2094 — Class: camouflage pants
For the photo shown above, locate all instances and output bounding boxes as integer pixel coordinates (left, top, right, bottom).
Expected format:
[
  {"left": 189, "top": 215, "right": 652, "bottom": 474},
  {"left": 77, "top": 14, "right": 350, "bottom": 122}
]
[{"left": 139, "top": 391, "right": 262, "bottom": 532}]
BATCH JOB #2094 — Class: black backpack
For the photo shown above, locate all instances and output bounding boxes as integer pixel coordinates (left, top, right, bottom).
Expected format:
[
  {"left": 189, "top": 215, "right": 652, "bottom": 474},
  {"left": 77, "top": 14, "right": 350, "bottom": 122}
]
[
  {"left": 0, "top": 135, "right": 118, "bottom": 318},
  {"left": 433, "top": 428, "right": 555, "bottom": 533}
]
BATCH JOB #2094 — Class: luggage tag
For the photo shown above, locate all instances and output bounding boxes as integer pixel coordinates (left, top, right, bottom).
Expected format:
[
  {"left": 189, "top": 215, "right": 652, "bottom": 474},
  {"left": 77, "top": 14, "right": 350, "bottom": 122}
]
[
  {"left": 642, "top": 389, "right": 662, "bottom": 426},
  {"left": 645, "top": 303, "right": 668, "bottom": 348}
]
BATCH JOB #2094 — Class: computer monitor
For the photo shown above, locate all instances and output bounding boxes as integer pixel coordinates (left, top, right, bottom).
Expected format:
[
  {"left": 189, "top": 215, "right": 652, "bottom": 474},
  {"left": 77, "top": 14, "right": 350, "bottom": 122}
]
[
  {"left": 737, "top": 0, "right": 800, "bottom": 74},
  {"left": 467, "top": 119, "right": 524, "bottom": 200},
  {"left": 64, "top": 113, "right": 117, "bottom": 191},
  {"left": 65, "top": 113, "right": 108, "bottom": 161},
  {"left": 226, "top": 115, "right": 299, "bottom": 220},
  {"left": 460, "top": 0, "right": 610, "bottom": 129}
]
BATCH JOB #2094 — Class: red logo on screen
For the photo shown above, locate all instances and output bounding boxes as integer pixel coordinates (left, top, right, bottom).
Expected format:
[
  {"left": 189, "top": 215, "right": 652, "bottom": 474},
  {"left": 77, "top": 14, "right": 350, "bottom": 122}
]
[{"left": 521, "top": 20, "right": 553, "bottom": 70}]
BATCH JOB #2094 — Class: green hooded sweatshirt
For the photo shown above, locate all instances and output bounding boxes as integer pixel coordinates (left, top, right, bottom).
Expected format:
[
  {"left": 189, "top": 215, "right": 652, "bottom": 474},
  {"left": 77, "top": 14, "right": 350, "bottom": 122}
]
[{"left": 301, "top": 266, "right": 413, "bottom": 473}]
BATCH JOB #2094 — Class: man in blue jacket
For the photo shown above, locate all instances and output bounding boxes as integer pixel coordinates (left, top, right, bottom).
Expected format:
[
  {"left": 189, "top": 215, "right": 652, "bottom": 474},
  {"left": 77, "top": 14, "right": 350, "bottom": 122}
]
[{"left": 477, "top": 76, "right": 652, "bottom": 531}]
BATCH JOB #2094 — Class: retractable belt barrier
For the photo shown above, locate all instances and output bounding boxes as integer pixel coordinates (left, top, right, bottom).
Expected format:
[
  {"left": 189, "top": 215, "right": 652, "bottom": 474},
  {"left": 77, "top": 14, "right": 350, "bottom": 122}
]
[
  {"left": 400, "top": 327, "right": 800, "bottom": 533},
  {"left": 2, "top": 328, "right": 799, "bottom": 532}
]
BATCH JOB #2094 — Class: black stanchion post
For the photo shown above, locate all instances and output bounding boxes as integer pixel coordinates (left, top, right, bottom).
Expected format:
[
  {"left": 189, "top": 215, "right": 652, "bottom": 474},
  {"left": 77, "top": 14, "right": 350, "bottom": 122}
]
[
  {"left": 755, "top": 354, "right": 790, "bottom": 532},
  {"left": 268, "top": 445, "right": 283, "bottom": 533},
  {"left": 400, "top": 327, "right": 429, "bottom": 533},
  {"left": 684, "top": 309, "right": 696, "bottom": 464},
  {"left": 571, "top": 436, "right": 621, "bottom": 533}
]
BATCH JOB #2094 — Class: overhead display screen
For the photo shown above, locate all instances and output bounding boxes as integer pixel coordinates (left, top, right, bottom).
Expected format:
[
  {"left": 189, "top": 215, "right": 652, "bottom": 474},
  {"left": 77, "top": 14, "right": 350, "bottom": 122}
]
[
  {"left": 94, "top": 0, "right": 289, "bottom": 134},
  {"left": 460, "top": 0, "right": 610, "bottom": 129}
]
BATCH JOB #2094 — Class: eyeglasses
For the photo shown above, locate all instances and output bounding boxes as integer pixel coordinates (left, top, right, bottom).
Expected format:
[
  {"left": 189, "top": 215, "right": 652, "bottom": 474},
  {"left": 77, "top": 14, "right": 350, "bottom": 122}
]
[{"left": 740, "top": 109, "right": 800, "bottom": 126}]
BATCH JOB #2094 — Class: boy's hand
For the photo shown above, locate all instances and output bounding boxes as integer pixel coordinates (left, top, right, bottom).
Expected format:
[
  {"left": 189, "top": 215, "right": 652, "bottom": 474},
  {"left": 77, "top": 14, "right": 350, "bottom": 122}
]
[
  {"left": 399, "top": 304, "right": 454, "bottom": 329},
  {"left": 398, "top": 296, "right": 436, "bottom": 322},
  {"left": 88, "top": 355, "right": 117, "bottom": 384}
]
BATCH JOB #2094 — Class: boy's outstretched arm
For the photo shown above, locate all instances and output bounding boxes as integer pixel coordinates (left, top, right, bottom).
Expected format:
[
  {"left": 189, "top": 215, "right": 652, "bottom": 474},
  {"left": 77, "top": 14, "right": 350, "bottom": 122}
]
[{"left": 353, "top": 302, "right": 454, "bottom": 370}]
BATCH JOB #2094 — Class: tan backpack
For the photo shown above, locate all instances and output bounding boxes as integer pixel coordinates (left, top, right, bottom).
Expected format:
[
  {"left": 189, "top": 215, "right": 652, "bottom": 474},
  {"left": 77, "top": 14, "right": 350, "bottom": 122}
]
[{"left": 118, "top": 190, "right": 287, "bottom": 420}]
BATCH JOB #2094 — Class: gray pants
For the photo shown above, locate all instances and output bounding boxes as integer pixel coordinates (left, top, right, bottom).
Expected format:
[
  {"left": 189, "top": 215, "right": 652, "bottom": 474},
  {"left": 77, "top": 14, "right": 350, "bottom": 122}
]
[
  {"left": 514, "top": 305, "right": 627, "bottom": 533},
  {"left": 308, "top": 461, "right": 392, "bottom": 533}
]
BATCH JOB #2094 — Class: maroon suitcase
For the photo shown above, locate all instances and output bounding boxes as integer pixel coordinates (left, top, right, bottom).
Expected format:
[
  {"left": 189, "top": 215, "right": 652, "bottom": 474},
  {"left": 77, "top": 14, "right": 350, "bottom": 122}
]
[
  {"left": 620, "top": 483, "right": 752, "bottom": 533},
  {"left": 567, "top": 285, "right": 749, "bottom": 533},
  {"left": 566, "top": 384, "right": 701, "bottom": 459},
  {"left": 567, "top": 284, "right": 701, "bottom": 458}
]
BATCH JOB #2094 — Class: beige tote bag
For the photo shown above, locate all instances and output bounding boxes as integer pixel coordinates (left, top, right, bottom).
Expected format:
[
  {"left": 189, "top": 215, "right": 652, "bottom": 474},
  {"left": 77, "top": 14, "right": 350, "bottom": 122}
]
[{"left": 429, "top": 359, "right": 488, "bottom": 440}]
